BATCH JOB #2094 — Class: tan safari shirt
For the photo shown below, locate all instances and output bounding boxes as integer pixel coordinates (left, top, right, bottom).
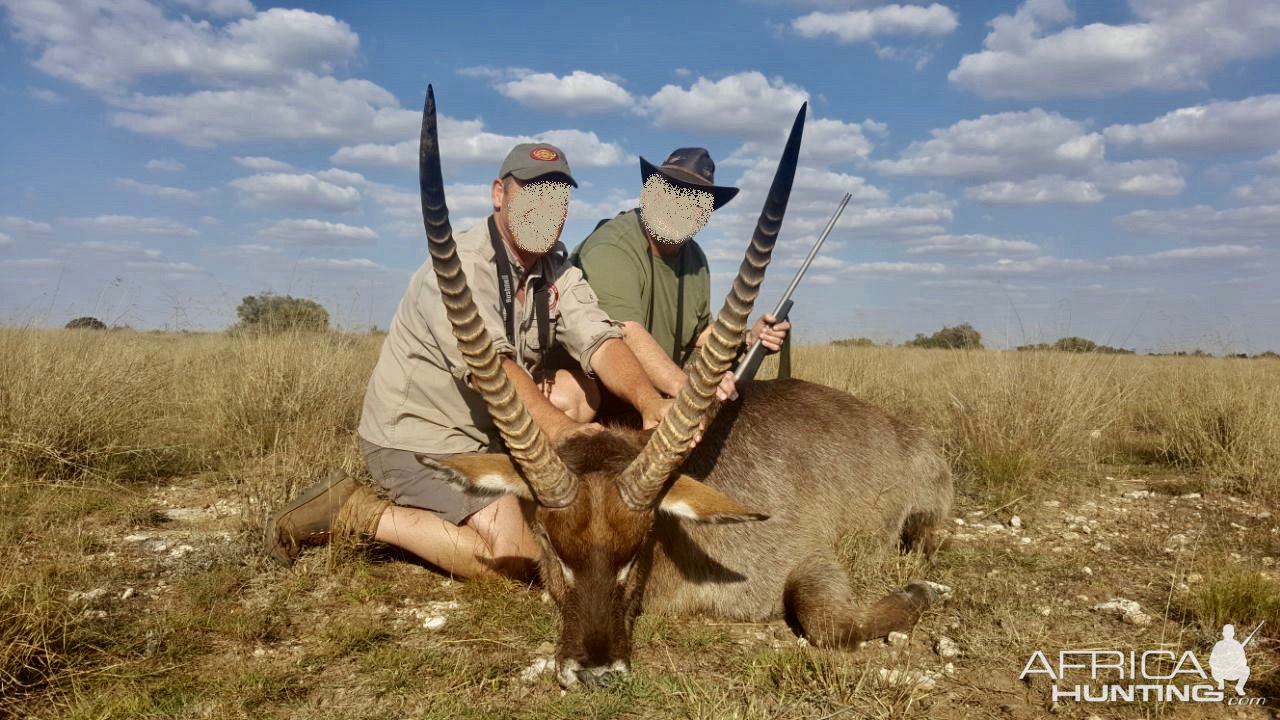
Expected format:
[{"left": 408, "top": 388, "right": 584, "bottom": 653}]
[{"left": 358, "top": 216, "right": 623, "bottom": 455}]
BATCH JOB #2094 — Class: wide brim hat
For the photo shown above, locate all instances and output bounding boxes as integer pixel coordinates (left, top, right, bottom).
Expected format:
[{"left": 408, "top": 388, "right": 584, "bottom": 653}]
[{"left": 640, "top": 147, "right": 738, "bottom": 210}]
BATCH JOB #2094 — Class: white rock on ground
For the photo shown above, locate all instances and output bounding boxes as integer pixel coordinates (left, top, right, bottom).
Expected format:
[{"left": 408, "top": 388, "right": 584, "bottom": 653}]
[
  {"left": 1093, "top": 598, "right": 1152, "bottom": 626},
  {"left": 934, "top": 636, "right": 961, "bottom": 659},
  {"left": 68, "top": 588, "right": 108, "bottom": 603},
  {"left": 1009, "top": 516, "right": 1022, "bottom": 528},
  {"left": 422, "top": 615, "right": 447, "bottom": 631},
  {"left": 519, "top": 656, "right": 555, "bottom": 683},
  {"left": 878, "top": 667, "right": 942, "bottom": 691},
  {"left": 887, "top": 631, "right": 909, "bottom": 646}
]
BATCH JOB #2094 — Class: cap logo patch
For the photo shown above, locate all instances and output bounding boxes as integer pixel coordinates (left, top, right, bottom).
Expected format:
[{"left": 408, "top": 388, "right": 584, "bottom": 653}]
[{"left": 530, "top": 147, "right": 559, "bottom": 161}]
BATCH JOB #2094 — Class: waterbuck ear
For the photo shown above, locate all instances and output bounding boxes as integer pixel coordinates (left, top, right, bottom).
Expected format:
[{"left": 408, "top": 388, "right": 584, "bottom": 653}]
[
  {"left": 414, "top": 453, "right": 533, "bottom": 500},
  {"left": 658, "top": 475, "right": 769, "bottom": 524}
]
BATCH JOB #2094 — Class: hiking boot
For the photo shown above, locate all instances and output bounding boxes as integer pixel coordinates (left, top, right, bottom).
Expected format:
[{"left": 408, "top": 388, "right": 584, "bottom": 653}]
[
  {"left": 266, "top": 470, "right": 385, "bottom": 565},
  {"left": 334, "top": 485, "right": 390, "bottom": 543}
]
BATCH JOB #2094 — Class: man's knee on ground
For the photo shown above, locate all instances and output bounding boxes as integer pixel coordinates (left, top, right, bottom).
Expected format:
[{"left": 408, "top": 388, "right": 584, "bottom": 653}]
[{"left": 546, "top": 368, "right": 599, "bottom": 423}]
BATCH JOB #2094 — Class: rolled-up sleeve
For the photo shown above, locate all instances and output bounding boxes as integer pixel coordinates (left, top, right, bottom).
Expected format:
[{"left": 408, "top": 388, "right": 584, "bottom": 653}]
[
  {"left": 554, "top": 265, "right": 623, "bottom": 376},
  {"left": 421, "top": 247, "right": 515, "bottom": 382}
]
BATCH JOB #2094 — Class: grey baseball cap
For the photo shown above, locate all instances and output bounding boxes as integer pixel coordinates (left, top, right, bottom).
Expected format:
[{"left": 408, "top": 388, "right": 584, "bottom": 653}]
[{"left": 499, "top": 143, "right": 578, "bottom": 187}]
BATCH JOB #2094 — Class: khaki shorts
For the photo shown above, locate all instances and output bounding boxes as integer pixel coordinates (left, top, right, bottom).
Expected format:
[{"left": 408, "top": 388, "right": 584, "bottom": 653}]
[{"left": 359, "top": 439, "right": 495, "bottom": 525}]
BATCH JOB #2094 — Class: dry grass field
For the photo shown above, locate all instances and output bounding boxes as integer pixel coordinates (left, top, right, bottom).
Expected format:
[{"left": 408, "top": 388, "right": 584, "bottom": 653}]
[{"left": 2, "top": 327, "right": 1278, "bottom": 719}]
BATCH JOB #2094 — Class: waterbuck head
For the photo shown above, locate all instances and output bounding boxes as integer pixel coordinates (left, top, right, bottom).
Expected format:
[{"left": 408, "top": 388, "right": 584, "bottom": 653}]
[{"left": 416, "top": 85, "right": 804, "bottom": 687}]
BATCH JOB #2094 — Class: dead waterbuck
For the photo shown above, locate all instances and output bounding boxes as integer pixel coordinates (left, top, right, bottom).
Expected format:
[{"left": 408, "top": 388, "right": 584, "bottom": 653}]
[{"left": 416, "top": 86, "right": 953, "bottom": 688}]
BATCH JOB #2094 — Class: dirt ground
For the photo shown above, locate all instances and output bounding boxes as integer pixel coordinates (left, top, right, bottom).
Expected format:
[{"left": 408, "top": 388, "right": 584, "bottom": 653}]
[{"left": 13, "top": 461, "right": 1276, "bottom": 720}]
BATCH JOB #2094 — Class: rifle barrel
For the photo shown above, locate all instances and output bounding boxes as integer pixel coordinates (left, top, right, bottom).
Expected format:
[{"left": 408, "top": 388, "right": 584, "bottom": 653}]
[{"left": 771, "top": 192, "right": 852, "bottom": 318}]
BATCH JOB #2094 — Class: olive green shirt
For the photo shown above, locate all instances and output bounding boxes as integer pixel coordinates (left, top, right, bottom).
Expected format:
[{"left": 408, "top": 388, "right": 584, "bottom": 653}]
[
  {"left": 571, "top": 210, "right": 711, "bottom": 366},
  {"left": 359, "top": 217, "right": 623, "bottom": 455}
]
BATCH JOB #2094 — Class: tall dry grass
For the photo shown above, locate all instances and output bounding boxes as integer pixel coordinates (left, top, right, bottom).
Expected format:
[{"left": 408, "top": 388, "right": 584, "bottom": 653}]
[{"left": 3, "top": 327, "right": 1277, "bottom": 507}]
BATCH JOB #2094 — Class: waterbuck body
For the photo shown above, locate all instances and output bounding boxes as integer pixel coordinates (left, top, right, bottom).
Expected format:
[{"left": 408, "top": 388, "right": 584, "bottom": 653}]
[{"left": 639, "top": 378, "right": 951, "bottom": 623}]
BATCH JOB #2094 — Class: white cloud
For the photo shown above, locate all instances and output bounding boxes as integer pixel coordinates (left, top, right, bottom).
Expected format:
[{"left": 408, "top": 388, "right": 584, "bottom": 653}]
[
  {"left": 258, "top": 219, "right": 377, "bottom": 246},
  {"left": 110, "top": 73, "right": 416, "bottom": 147},
  {"left": 950, "top": 0, "right": 1280, "bottom": 99},
  {"left": 880, "top": 109, "right": 1186, "bottom": 203},
  {"left": 229, "top": 172, "right": 361, "bottom": 212},
  {"left": 1094, "top": 159, "right": 1186, "bottom": 196},
  {"left": 65, "top": 215, "right": 198, "bottom": 237},
  {"left": 844, "top": 261, "right": 946, "bottom": 275},
  {"left": 905, "top": 234, "right": 1040, "bottom": 256},
  {"left": 234, "top": 155, "right": 293, "bottom": 171},
  {"left": 145, "top": 157, "right": 185, "bottom": 172},
  {"left": 76, "top": 240, "right": 163, "bottom": 258},
  {"left": 876, "top": 109, "right": 1104, "bottom": 179},
  {"left": 497, "top": 70, "right": 633, "bottom": 114},
  {"left": 29, "top": 87, "right": 65, "bottom": 103},
  {"left": 645, "top": 72, "right": 809, "bottom": 138},
  {"left": 0, "top": 215, "right": 53, "bottom": 239},
  {"left": 0, "top": 232, "right": 10, "bottom": 246},
  {"left": 124, "top": 260, "right": 203, "bottom": 274},
  {"left": 791, "top": 3, "right": 958, "bottom": 43},
  {"left": 1104, "top": 94, "right": 1280, "bottom": 155},
  {"left": 966, "top": 176, "right": 1103, "bottom": 205},
  {"left": 332, "top": 122, "right": 627, "bottom": 169},
  {"left": 1116, "top": 204, "right": 1280, "bottom": 240},
  {"left": 0, "top": 257, "right": 60, "bottom": 268},
  {"left": 296, "top": 257, "right": 390, "bottom": 271},
  {"left": 1106, "top": 244, "right": 1263, "bottom": 270},
  {"left": 727, "top": 116, "right": 878, "bottom": 167},
  {"left": 4, "top": 3, "right": 359, "bottom": 92},
  {"left": 170, "top": 0, "right": 256, "bottom": 18},
  {"left": 1233, "top": 177, "right": 1280, "bottom": 204},
  {"left": 116, "top": 178, "right": 207, "bottom": 205}
]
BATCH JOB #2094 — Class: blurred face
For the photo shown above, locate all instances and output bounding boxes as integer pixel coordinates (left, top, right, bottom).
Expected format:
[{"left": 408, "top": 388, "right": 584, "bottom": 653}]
[
  {"left": 639, "top": 174, "right": 714, "bottom": 245},
  {"left": 495, "top": 176, "right": 571, "bottom": 254}
]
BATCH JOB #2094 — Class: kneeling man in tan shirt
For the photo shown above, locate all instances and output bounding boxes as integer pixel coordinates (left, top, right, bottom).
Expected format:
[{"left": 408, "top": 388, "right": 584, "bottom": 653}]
[{"left": 267, "top": 142, "right": 672, "bottom": 579}]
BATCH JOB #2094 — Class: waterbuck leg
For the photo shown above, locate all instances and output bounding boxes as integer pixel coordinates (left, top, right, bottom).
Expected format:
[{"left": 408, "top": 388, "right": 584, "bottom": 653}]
[
  {"left": 899, "top": 510, "right": 946, "bottom": 558},
  {"left": 782, "top": 554, "right": 940, "bottom": 649}
]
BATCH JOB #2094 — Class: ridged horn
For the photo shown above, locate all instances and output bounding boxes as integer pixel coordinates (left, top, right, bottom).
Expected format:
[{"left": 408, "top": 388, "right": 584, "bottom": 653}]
[
  {"left": 418, "top": 85, "right": 577, "bottom": 508},
  {"left": 619, "top": 103, "right": 807, "bottom": 511}
]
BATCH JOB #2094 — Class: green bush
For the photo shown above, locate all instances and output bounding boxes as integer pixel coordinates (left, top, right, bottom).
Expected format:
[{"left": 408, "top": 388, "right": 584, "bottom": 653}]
[
  {"left": 905, "top": 323, "right": 983, "bottom": 350},
  {"left": 65, "top": 316, "right": 107, "bottom": 330},
  {"left": 233, "top": 293, "right": 329, "bottom": 334}
]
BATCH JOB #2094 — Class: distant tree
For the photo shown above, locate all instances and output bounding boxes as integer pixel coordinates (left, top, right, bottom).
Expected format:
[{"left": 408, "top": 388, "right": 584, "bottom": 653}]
[
  {"left": 905, "top": 323, "right": 983, "bottom": 350},
  {"left": 65, "top": 316, "right": 107, "bottom": 330},
  {"left": 1257, "top": 351, "right": 1280, "bottom": 360},
  {"left": 1052, "top": 336, "right": 1098, "bottom": 353},
  {"left": 830, "top": 336, "right": 878, "bottom": 348},
  {"left": 1018, "top": 337, "right": 1134, "bottom": 354},
  {"left": 233, "top": 293, "right": 330, "bottom": 333}
]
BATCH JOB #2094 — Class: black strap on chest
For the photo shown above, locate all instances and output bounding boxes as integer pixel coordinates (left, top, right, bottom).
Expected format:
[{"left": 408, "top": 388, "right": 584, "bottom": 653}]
[
  {"left": 647, "top": 248, "right": 686, "bottom": 366},
  {"left": 487, "top": 215, "right": 550, "bottom": 354}
]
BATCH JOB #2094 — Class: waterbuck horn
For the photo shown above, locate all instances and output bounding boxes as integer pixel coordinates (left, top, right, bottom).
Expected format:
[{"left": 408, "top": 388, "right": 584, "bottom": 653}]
[
  {"left": 418, "top": 85, "right": 577, "bottom": 508},
  {"left": 619, "top": 103, "right": 807, "bottom": 511}
]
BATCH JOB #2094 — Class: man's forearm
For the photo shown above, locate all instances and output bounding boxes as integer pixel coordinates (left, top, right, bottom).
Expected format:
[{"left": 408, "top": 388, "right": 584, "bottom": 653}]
[
  {"left": 590, "top": 337, "right": 665, "bottom": 412},
  {"left": 498, "top": 357, "right": 578, "bottom": 440},
  {"left": 621, "top": 321, "right": 686, "bottom": 397}
]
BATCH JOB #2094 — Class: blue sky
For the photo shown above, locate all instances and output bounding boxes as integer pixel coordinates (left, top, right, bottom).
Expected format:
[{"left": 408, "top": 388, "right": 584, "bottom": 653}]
[{"left": 2, "top": 0, "right": 1278, "bottom": 352}]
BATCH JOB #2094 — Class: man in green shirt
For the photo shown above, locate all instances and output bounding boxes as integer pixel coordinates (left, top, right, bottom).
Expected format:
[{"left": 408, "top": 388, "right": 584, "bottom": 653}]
[{"left": 571, "top": 148, "right": 789, "bottom": 408}]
